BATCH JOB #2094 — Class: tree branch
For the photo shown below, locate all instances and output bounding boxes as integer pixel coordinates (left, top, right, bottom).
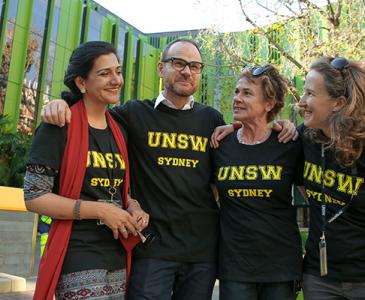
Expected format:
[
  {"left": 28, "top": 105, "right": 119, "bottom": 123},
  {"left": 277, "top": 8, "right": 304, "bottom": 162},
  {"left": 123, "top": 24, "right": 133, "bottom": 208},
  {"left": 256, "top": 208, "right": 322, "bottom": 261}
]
[{"left": 238, "top": 0, "right": 305, "bottom": 71}]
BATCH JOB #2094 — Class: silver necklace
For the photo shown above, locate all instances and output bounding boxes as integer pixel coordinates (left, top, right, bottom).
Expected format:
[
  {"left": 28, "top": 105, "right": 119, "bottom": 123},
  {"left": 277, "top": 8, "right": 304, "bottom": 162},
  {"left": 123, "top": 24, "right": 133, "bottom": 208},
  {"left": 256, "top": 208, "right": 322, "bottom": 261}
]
[{"left": 237, "top": 126, "right": 272, "bottom": 145}]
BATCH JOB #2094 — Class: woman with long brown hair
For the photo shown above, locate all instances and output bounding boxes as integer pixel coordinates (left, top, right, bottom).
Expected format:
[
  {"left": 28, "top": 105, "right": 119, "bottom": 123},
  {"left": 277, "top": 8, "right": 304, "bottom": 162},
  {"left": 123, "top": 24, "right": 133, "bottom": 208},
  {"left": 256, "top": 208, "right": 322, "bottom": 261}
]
[{"left": 298, "top": 57, "right": 365, "bottom": 299}]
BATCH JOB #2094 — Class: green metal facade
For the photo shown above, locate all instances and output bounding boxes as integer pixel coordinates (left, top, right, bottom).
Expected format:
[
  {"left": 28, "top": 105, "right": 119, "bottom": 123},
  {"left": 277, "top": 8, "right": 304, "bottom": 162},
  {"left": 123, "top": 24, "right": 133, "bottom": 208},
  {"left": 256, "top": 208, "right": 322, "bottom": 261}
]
[
  {"left": 1, "top": 0, "right": 340, "bottom": 133},
  {"left": 0, "top": 0, "right": 164, "bottom": 132}
]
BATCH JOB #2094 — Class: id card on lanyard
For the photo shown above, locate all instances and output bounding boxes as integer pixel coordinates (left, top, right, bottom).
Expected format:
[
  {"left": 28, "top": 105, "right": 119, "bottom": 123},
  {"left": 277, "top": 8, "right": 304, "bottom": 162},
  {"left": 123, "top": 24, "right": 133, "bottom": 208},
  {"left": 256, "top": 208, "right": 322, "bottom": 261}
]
[{"left": 319, "top": 144, "right": 357, "bottom": 276}]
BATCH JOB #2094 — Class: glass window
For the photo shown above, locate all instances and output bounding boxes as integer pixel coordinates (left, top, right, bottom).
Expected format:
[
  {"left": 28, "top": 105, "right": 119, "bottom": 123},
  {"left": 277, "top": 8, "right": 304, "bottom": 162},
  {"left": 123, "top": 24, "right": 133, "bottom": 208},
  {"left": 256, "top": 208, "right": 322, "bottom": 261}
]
[
  {"left": 79, "top": 2, "right": 87, "bottom": 42},
  {"left": 50, "top": 0, "right": 60, "bottom": 43},
  {"left": 0, "top": 0, "right": 6, "bottom": 26},
  {"left": 130, "top": 37, "right": 138, "bottom": 99},
  {"left": 0, "top": 0, "right": 19, "bottom": 116},
  {"left": 45, "top": 42, "right": 55, "bottom": 101},
  {"left": 87, "top": 9, "right": 102, "bottom": 41},
  {"left": 8, "top": 0, "right": 18, "bottom": 20},
  {"left": 117, "top": 26, "right": 127, "bottom": 66},
  {"left": 18, "top": 0, "right": 48, "bottom": 132},
  {"left": 45, "top": 0, "right": 61, "bottom": 102}
]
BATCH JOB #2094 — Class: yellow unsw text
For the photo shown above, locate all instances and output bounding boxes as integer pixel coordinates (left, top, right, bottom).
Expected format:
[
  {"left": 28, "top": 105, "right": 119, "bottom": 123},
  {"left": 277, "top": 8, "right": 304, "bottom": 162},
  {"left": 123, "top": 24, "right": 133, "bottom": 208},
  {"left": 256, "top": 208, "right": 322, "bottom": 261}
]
[
  {"left": 87, "top": 151, "right": 125, "bottom": 170},
  {"left": 217, "top": 165, "right": 282, "bottom": 181},
  {"left": 304, "top": 161, "right": 364, "bottom": 195},
  {"left": 148, "top": 131, "right": 208, "bottom": 152}
]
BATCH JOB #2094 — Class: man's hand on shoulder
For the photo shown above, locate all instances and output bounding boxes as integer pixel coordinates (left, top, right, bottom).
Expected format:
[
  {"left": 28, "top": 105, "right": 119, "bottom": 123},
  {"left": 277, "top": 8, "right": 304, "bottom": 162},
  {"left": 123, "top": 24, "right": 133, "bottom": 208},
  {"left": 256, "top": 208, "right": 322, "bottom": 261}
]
[
  {"left": 41, "top": 99, "right": 71, "bottom": 127},
  {"left": 272, "top": 119, "right": 299, "bottom": 143}
]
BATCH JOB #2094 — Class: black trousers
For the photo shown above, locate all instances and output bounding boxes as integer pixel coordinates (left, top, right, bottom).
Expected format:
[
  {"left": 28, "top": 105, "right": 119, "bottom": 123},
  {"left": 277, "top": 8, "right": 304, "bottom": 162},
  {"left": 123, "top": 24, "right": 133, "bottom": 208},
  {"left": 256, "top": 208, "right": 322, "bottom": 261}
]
[
  {"left": 303, "top": 273, "right": 365, "bottom": 300},
  {"left": 219, "top": 280, "right": 296, "bottom": 300},
  {"left": 127, "top": 258, "right": 217, "bottom": 300}
]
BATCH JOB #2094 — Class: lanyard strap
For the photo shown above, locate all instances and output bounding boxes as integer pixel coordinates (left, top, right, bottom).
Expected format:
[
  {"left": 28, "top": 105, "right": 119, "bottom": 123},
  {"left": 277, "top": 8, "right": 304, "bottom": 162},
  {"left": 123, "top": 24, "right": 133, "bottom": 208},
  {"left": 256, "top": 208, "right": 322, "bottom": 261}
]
[
  {"left": 320, "top": 144, "right": 327, "bottom": 235},
  {"left": 320, "top": 144, "right": 357, "bottom": 234}
]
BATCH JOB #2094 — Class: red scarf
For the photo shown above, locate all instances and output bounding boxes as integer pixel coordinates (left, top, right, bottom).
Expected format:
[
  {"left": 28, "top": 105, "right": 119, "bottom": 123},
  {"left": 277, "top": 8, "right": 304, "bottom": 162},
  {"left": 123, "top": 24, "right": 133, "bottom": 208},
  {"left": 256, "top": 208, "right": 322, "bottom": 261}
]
[{"left": 33, "top": 100, "right": 139, "bottom": 300}]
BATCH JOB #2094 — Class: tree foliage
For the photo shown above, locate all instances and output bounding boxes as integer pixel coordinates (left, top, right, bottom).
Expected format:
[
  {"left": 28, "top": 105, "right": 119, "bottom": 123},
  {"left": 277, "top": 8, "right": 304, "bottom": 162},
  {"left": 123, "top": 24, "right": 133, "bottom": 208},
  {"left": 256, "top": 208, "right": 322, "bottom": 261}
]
[{"left": 195, "top": 0, "right": 365, "bottom": 119}]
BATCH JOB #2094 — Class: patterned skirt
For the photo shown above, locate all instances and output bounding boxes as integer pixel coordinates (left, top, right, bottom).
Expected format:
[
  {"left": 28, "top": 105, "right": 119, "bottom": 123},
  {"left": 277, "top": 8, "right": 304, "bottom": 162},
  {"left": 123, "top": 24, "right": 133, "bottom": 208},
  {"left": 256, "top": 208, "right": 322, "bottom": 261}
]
[{"left": 55, "top": 269, "right": 126, "bottom": 299}]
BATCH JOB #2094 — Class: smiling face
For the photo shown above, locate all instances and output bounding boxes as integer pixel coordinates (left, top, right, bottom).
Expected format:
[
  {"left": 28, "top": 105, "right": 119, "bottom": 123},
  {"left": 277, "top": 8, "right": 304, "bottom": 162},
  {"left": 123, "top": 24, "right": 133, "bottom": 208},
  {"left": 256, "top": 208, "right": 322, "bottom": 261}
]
[
  {"left": 76, "top": 53, "right": 123, "bottom": 105},
  {"left": 158, "top": 41, "right": 202, "bottom": 101},
  {"left": 232, "top": 77, "right": 274, "bottom": 124},
  {"left": 298, "top": 69, "right": 342, "bottom": 134}
]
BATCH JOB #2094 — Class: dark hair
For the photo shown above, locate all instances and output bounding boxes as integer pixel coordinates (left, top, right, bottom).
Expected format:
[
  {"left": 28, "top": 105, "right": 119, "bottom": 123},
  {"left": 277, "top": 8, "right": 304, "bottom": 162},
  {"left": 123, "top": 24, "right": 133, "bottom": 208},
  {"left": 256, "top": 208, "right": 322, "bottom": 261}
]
[
  {"left": 160, "top": 38, "right": 202, "bottom": 61},
  {"left": 61, "top": 41, "right": 118, "bottom": 106},
  {"left": 239, "top": 65, "right": 288, "bottom": 122},
  {"left": 305, "top": 57, "right": 365, "bottom": 166}
]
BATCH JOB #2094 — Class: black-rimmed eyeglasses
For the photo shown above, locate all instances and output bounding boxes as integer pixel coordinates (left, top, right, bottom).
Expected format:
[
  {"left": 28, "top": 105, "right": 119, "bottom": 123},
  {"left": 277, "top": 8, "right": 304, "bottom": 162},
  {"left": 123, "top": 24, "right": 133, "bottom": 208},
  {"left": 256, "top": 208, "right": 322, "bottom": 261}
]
[
  {"left": 330, "top": 57, "right": 349, "bottom": 70},
  {"left": 242, "top": 65, "right": 272, "bottom": 77},
  {"left": 162, "top": 57, "right": 204, "bottom": 74}
]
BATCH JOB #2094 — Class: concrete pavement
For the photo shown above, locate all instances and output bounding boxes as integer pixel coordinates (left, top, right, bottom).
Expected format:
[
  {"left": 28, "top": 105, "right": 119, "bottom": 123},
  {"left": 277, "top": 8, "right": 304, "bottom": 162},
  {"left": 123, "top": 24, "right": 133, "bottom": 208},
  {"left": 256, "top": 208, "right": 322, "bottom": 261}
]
[
  {"left": 0, "top": 278, "right": 220, "bottom": 299},
  {"left": 0, "top": 235, "right": 220, "bottom": 299}
]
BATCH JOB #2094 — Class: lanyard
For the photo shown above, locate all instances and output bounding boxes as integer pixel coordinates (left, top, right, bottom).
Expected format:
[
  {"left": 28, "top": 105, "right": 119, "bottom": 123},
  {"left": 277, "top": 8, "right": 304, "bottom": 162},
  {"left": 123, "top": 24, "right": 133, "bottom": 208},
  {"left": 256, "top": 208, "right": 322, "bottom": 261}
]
[
  {"left": 320, "top": 144, "right": 357, "bottom": 234},
  {"left": 88, "top": 125, "right": 122, "bottom": 200}
]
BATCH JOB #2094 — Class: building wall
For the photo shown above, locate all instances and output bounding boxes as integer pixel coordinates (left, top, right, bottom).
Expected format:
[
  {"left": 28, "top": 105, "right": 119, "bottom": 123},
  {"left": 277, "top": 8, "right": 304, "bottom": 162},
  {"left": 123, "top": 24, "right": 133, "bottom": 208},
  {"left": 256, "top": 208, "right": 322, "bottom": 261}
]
[{"left": 0, "top": 0, "right": 163, "bottom": 133}]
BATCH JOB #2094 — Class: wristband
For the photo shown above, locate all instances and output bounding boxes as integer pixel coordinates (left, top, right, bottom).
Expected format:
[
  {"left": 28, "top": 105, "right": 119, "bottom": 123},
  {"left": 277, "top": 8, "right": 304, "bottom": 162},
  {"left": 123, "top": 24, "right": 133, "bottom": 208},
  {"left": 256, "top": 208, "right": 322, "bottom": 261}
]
[
  {"left": 232, "top": 123, "right": 242, "bottom": 130},
  {"left": 73, "top": 199, "right": 82, "bottom": 220}
]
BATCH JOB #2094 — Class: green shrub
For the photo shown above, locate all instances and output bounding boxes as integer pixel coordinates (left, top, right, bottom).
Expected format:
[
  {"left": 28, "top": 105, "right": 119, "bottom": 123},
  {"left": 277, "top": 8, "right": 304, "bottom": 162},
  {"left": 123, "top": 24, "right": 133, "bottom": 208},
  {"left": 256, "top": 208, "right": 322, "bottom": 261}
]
[{"left": 0, "top": 115, "right": 32, "bottom": 187}]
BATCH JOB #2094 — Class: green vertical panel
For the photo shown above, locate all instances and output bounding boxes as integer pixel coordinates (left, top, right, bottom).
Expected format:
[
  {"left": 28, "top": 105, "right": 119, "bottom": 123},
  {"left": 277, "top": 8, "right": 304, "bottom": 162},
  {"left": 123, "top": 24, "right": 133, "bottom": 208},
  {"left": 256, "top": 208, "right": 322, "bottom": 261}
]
[
  {"left": 138, "top": 42, "right": 160, "bottom": 99},
  {"left": 101, "top": 17, "right": 113, "bottom": 42},
  {"left": 159, "top": 37, "right": 168, "bottom": 57},
  {"left": 50, "top": 0, "right": 83, "bottom": 99},
  {"left": 0, "top": 0, "right": 10, "bottom": 63},
  {"left": 3, "top": 0, "right": 34, "bottom": 131},
  {"left": 157, "top": 37, "right": 167, "bottom": 94},
  {"left": 151, "top": 46, "right": 161, "bottom": 97}
]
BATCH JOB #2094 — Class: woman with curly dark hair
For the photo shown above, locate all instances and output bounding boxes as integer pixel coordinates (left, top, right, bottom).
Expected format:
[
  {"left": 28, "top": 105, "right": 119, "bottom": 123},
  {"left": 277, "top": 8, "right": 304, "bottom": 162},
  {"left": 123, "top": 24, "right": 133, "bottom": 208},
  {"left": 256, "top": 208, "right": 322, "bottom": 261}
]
[{"left": 298, "top": 57, "right": 365, "bottom": 299}]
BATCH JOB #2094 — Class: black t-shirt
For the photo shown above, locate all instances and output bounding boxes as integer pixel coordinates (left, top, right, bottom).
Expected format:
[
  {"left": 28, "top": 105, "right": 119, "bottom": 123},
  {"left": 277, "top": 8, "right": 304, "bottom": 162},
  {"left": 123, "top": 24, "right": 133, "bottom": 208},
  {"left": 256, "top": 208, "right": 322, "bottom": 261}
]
[
  {"left": 111, "top": 100, "right": 225, "bottom": 262},
  {"left": 28, "top": 122, "right": 127, "bottom": 274},
  {"left": 300, "top": 125, "right": 365, "bottom": 282},
  {"left": 212, "top": 131, "right": 303, "bottom": 282}
]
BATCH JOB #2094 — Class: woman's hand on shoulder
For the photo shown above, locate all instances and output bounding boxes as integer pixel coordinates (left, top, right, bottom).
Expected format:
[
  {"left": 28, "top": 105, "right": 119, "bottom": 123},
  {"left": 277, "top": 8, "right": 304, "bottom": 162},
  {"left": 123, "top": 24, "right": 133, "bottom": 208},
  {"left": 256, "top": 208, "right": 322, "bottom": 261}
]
[{"left": 210, "top": 124, "right": 236, "bottom": 148}]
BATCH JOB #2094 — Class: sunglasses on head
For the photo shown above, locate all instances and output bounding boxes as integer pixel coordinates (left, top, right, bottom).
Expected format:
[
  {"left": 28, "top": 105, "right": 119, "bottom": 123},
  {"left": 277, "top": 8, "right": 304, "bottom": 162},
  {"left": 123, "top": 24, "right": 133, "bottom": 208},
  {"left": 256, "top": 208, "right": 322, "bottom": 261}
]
[
  {"left": 243, "top": 65, "right": 272, "bottom": 77},
  {"left": 330, "top": 57, "right": 349, "bottom": 70}
]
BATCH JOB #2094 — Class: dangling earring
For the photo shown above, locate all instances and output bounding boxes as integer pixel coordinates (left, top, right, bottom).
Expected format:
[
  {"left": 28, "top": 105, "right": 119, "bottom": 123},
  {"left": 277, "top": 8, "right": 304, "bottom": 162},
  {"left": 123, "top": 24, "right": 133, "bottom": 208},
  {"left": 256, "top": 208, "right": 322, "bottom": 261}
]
[{"left": 80, "top": 88, "right": 86, "bottom": 94}]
